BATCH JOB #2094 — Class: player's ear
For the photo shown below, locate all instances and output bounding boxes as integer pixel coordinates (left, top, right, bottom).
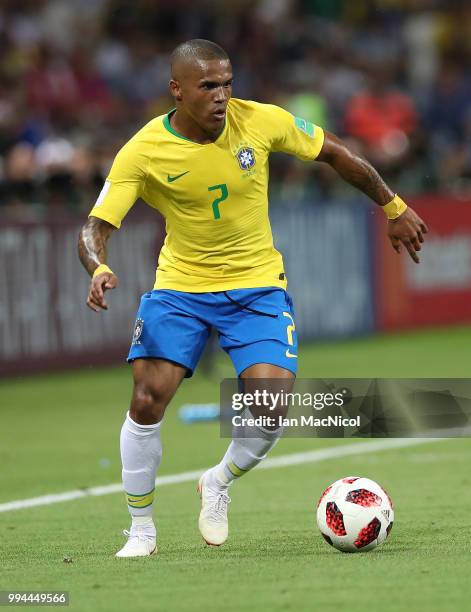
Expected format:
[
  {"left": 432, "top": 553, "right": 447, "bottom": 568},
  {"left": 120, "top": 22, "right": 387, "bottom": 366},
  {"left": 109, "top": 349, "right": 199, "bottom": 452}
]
[{"left": 169, "top": 79, "right": 182, "bottom": 102}]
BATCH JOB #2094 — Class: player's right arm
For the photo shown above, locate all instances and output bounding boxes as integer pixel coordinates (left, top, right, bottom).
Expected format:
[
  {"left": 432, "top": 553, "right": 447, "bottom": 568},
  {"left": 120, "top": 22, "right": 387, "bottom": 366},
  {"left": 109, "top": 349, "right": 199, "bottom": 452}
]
[
  {"left": 78, "top": 217, "right": 118, "bottom": 312},
  {"left": 78, "top": 133, "right": 149, "bottom": 312}
]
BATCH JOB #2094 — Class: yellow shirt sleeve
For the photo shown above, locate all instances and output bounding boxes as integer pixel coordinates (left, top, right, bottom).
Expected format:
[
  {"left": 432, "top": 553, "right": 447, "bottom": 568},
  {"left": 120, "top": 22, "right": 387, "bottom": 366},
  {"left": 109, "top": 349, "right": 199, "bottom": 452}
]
[
  {"left": 262, "top": 103, "right": 325, "bottom": 161},
  {"left": 89, "top": 138, "right": 149, "bottom": 228}
]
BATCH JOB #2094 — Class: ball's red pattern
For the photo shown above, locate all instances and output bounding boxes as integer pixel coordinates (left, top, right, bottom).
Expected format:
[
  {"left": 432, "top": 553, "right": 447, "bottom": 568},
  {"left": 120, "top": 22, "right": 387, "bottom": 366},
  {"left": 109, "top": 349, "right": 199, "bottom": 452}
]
[
  {"left": 342, "top": 477, "right": 360, "bottom": 484},
  {"left": 326, "top": 501, "right": 347, "bottom": 536},
  {"left": 354, "top": 517, "right": 381, "bottom": 549},
  {"left": 346, "top": 488, "right": 382, "bottom": 507}
]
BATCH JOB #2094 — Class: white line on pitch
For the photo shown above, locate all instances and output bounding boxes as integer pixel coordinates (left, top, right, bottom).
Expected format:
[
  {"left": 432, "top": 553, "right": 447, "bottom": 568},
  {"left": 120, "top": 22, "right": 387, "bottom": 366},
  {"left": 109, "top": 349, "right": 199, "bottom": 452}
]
[{"left": 0, "top": 437, "right": 442, "bottom": 514}]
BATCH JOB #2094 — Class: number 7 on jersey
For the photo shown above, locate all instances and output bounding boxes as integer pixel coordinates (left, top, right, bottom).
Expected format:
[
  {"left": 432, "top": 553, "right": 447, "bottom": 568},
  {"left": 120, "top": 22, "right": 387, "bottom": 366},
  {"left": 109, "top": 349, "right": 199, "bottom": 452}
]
[{"left": 208, "top": 184, "right": 228, "bottom": 219}]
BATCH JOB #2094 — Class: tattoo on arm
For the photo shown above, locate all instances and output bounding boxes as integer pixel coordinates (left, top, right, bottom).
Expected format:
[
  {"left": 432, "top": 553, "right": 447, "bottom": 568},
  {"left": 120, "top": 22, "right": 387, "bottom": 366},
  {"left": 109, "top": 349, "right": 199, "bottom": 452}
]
[
  {"left": 78, "top": 217, "right": 115, "bottom": 276},
  {"left": 333, "top": 153, "right": 394, "bottom": 204},
  {"left": 317, "top": 132, "right": 394, "bottom": 205}
]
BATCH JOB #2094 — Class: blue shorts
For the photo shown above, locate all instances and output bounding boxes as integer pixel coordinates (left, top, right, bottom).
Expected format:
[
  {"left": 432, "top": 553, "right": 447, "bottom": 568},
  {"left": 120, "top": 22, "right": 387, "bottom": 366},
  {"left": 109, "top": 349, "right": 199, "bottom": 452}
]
[{"left": 127, "top": 287, "right": 298, "bottom": 377}]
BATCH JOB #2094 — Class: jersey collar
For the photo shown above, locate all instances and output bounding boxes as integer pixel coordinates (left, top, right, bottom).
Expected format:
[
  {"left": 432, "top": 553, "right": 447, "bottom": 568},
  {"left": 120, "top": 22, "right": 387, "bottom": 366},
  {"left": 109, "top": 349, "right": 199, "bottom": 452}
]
[{"left": 163, "top": 108, "right": 227, "bottom": 145}]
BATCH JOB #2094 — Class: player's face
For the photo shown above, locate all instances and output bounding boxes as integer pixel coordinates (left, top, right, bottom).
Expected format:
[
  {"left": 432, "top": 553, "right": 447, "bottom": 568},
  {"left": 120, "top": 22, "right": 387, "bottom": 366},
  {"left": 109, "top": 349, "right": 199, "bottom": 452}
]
[{"left": 171, "top": 59, "right": 233, "bottom": 135}]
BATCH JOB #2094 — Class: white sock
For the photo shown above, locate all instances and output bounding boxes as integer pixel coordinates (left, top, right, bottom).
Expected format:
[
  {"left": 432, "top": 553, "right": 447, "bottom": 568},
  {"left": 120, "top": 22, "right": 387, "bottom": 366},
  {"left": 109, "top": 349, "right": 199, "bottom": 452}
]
[
  {"left": 130, "top": 515, "right": 155, "bottom": 534},
  {"left": 120, "top": 412, "right": 162, "bottom": 517},
  {"left": 213, "top": 422, "right": 283, "bottom": 486}
]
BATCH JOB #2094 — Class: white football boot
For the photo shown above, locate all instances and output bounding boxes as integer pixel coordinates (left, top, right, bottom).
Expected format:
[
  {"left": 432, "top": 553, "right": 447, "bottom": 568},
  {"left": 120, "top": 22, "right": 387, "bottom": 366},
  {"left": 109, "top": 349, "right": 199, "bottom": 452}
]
[
  {"left": 115, "top": 522, "right": 157, "bottom": 558},
  {"left": 197, "top": 470, "right": 231, "bottom": 546}
]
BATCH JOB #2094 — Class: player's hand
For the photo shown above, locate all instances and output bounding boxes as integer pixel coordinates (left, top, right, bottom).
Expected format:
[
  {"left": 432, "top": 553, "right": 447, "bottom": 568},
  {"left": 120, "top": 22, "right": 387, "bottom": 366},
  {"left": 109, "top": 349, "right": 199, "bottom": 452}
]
[
  {"left": 387, "top": 207, "right": 428, "bottom": 264},
  {"left": 86, "top": 272, "right": 119, "bottom": 312}
]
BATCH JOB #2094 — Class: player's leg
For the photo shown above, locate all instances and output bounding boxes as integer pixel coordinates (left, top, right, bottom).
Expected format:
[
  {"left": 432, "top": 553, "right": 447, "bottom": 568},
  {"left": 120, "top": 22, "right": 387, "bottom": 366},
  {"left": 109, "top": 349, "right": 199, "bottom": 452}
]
[
  {"left": 116, "top": 290, "right": 210, "bottom": 557},
  {"left": 198, "top": 287, "right": 298, "bottom": 545},
  {"left": 213, "top": 363, "right": 294, "bottom": 484},
  {"left": 116, "top": 358, "right": 186, "bottom": 557},
  {"left": 198, "top": 363, "right": 294, "bottom": 546}
]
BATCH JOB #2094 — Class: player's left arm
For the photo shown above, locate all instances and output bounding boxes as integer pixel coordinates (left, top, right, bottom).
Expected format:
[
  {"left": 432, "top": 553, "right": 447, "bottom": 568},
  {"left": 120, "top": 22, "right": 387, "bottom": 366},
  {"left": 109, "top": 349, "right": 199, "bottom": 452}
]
[{"left": 316, "top": 131, "right": 428, "bottom": 263}]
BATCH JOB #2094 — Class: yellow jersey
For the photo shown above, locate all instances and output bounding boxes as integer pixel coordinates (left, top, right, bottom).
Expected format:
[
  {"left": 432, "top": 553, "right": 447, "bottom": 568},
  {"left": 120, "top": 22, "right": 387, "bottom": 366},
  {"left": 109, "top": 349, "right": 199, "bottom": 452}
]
[{"left": 89, "top": 98, "right": 324, "bottom": 292}]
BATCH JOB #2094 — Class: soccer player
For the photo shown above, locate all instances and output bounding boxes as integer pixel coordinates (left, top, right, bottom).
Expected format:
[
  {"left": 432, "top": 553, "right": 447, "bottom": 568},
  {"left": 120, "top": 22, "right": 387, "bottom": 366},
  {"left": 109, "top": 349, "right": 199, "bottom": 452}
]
[{"left": 78, "top": 39, "right": 427, "bottom": 557}]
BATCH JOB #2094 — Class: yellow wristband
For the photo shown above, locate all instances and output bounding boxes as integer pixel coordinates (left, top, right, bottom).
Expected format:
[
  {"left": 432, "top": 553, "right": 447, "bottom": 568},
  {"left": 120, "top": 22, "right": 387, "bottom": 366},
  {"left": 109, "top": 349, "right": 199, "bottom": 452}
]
[
  {"left": 92, "top": 264, "right": 113, "bottom": 278},
  {"left": 382, "top": 194, "right": 408, "bottom": 220}
]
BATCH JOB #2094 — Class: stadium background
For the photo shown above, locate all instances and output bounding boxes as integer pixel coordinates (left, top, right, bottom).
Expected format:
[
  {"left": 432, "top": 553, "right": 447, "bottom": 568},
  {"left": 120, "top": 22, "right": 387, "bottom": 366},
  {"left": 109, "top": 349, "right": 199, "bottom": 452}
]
[
  {"left": 1, "top": 2, "right": 471, "bottom": 611},
  {"left": 0, "top": 0, "right": 471, "bottom": 374},
  {"left": 1, "top": 0, "right": 471, "bottom": 375}
]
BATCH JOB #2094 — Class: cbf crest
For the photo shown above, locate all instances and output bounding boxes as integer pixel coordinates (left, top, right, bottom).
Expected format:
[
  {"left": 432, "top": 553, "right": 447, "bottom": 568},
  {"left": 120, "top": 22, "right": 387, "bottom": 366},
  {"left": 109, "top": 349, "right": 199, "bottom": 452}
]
[
  {"left": 132, "top": 318, "right": 144, "bottom": 345},
  {"left": 236, "top": 146, "right": 256, "bottom": 171}
]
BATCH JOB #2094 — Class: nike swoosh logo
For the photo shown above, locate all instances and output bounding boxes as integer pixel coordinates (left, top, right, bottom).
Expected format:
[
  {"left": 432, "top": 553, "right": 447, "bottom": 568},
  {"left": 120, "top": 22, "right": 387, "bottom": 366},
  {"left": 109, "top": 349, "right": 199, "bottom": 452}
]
[
  {"left": 286, "top": 349, "right": 298, "bottom": 358},
  {"left": 167, "top": 171, "right": 190, "bottom": 182}
]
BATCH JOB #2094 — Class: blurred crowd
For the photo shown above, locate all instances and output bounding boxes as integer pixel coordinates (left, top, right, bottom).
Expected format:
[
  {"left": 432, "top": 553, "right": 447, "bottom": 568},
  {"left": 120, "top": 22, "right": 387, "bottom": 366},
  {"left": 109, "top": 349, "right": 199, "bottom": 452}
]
[{"left": 1, "top": 0, "right": 471, "bottom": 216}]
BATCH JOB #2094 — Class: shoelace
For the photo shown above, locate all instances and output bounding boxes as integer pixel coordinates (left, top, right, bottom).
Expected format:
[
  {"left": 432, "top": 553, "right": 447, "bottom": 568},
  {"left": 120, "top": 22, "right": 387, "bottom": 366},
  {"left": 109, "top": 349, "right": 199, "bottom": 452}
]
[
  {"left": 122, "top": 528, "right": 155, "bottom": 543},
  {"left": 208, "top": 492, "right": 231, "bottom": 520}
]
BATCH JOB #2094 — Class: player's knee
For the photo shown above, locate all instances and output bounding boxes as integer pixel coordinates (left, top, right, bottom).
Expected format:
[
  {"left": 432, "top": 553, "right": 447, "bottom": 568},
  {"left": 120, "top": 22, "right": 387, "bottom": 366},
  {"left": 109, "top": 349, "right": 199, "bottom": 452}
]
[{"left": 130, "top": 380, "right": 171, "bottom": 425}]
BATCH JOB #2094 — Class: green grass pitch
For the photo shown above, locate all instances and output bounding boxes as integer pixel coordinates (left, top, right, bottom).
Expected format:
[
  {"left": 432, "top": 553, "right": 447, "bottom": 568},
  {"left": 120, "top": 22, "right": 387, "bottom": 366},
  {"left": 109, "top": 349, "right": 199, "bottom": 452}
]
[{"left": 1, "top": 325, "right": 471, "bottom": 611}]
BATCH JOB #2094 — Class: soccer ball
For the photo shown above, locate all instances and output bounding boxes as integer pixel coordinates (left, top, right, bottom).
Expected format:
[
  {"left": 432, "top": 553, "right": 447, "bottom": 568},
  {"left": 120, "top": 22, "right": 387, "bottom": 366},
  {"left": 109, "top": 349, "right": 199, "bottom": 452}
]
[{"left": 316, "top": 476, "right": 394, "bottom": 553}]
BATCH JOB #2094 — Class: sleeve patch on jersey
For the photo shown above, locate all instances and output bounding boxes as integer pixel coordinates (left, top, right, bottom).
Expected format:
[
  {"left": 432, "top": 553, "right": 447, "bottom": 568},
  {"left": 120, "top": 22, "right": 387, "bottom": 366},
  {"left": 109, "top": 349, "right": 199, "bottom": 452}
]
[
  {"left": 294, "top": 116, "right": 315, "bottom": 138},
  {"left": 95, "top": 180, "right": 111, "bottom": 206}
]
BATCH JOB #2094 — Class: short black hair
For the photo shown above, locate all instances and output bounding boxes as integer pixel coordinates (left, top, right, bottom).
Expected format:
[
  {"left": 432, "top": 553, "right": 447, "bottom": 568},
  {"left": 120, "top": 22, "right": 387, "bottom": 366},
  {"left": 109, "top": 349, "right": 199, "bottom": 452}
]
[{"left": 171, "top": 39, "right": 230, "bottom": 75}]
